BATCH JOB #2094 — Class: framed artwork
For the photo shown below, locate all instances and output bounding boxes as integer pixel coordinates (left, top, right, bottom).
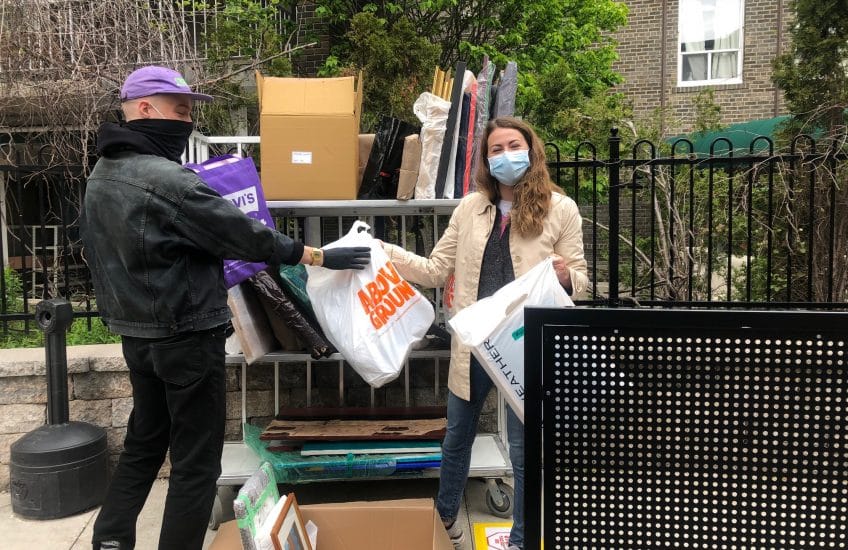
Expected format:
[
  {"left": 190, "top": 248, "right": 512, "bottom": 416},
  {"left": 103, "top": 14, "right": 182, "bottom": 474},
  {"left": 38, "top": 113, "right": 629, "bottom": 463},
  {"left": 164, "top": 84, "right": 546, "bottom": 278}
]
[{"left": 271, "top": 493, "right": 312, "bottom": 550}]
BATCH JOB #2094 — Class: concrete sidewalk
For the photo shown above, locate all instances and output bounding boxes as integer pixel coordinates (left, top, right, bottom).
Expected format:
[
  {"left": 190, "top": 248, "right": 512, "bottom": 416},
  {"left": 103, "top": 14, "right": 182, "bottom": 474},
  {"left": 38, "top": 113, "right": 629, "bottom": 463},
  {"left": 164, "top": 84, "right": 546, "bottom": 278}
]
[{"left": 1, "top": 475, "right": 511, "bottom": 549}]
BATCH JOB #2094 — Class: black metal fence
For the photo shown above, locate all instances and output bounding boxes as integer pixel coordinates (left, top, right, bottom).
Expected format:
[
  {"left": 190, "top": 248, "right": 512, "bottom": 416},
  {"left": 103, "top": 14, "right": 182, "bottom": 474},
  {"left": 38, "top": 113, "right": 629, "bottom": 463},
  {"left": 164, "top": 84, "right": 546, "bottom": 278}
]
[
  {"left": 2, "top": 129, "right": 847, "bottom": 339},
  {"left": 547, "top": 129, "right": 848, "bottom": 309},
  {"left": 1, "top": 159, "right": 96, "bottom": 339}
]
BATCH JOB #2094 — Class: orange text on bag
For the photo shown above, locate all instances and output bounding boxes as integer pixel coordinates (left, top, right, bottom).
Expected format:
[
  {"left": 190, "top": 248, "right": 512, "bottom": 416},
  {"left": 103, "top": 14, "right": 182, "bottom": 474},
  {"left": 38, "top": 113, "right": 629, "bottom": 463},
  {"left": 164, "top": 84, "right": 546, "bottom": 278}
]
[{"left": 357, "top": 261, "right": 419, "bottom": 330}]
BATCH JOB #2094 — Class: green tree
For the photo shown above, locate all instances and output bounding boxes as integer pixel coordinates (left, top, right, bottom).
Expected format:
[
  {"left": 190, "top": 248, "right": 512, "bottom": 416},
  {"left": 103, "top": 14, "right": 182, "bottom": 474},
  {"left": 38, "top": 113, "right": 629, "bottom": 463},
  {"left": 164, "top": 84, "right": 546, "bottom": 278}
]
[
  {"left": 341, "top": 13, "right": 440, "bottom": 130},
  {"left": 185, "top": 0, "right": 302, "bottom": 136},
  {"left": 772, "top": 0, "right": 848, "bottom": 131},
  {"left": 771, "top": 0, "right": 848, "bottom": 302},
  {"left": 313, "top": 0, "right": 628, "bottom": 138}
]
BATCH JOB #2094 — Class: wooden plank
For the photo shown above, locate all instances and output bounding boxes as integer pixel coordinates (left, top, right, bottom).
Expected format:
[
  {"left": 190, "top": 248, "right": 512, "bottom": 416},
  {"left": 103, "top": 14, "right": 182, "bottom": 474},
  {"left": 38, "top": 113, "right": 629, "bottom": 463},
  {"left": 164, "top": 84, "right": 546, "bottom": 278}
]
[
  {"left": 260, "top": 418, "right": 447, "bottom": 441},
  {"left": 434, "top": 61, "right": 467, "bottom": 198},
  {"left": 275, "top": 406, "right": 447, "bottom": 420},
  {"left": 432, "top": 67, "right": 445, "bottom": 97}
]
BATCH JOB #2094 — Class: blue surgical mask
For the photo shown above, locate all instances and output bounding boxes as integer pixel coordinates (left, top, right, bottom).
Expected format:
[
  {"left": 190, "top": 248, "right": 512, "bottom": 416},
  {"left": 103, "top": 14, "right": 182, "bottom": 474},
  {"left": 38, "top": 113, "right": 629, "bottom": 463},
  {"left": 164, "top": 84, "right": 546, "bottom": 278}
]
[{"left": 488, "top": 149, "right": 530, "bottom": 186}]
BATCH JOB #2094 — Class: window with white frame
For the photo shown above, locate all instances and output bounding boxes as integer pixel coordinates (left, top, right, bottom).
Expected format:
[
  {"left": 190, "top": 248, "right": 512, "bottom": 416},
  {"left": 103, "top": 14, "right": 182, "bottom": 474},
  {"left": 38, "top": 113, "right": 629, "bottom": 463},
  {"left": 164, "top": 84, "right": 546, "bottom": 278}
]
[{"left": 678, "top": 0, "right": 744, "bottom": 86}]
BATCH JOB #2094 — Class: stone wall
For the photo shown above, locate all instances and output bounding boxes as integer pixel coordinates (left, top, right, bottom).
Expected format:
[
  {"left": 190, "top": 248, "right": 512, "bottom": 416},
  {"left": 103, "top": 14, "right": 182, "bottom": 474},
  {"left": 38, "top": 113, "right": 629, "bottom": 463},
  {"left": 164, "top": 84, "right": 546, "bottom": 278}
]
[{"left": 0, "top": 344, "right": 488, "bottom": 493}]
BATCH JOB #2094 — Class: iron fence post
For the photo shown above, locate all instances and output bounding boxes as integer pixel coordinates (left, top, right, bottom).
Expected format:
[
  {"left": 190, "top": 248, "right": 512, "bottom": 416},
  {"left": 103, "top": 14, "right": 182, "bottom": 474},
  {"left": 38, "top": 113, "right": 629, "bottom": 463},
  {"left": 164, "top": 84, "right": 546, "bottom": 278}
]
[{"left": 608, "top": 128, "right": 621, "bottom": 307}]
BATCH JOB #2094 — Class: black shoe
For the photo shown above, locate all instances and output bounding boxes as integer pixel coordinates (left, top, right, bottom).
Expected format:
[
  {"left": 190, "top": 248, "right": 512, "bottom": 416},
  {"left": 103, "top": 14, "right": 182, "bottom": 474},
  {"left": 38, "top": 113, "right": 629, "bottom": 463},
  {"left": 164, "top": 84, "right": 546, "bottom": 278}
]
[{"left": 94, "top": 541, "right": 122, "bottom": 550}]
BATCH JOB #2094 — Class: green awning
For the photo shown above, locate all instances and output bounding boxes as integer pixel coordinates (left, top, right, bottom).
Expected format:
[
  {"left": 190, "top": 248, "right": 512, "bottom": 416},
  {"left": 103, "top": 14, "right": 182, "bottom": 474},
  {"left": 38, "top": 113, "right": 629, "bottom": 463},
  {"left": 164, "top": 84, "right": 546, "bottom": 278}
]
[{"left": 668, "top": 115, "right": 790, "bottom": 157}]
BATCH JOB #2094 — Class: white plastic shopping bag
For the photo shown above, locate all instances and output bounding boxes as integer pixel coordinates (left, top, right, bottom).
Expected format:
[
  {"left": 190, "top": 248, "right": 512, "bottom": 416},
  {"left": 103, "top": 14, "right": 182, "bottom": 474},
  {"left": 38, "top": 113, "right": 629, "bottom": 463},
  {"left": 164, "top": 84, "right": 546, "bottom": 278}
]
[
  {"left": 448, "top": 258, "right": 573, "bottom": 422},
  {"left": 306, "top": 221, "right": 435, "bottom": 387},
  {"left": 413, "top": 92, "right": 451, "bottom": 199}
]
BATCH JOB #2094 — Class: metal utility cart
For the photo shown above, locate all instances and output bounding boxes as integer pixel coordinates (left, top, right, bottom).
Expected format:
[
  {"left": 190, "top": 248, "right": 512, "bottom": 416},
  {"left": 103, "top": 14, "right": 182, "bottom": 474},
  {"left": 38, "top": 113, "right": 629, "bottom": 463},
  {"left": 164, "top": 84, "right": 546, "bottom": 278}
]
[{"left": 211, "top": 200, "right": 515, "bottom": 528}]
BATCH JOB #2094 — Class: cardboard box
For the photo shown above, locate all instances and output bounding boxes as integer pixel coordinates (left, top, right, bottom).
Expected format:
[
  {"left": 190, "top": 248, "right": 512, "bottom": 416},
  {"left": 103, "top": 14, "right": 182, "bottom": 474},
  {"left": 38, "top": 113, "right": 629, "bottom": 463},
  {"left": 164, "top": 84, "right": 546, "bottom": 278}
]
[
  {"left": 210, "top": 498, "right": 452, "bottom": 550},
  {"left": 208, "top": 520, "right": 240, "bottom": 550},
  {"left": 257, "top": 72, "right": 363, "bottom": 200},
  {"left": 358, "top": 133, "right": 376, "bottom": 186}
]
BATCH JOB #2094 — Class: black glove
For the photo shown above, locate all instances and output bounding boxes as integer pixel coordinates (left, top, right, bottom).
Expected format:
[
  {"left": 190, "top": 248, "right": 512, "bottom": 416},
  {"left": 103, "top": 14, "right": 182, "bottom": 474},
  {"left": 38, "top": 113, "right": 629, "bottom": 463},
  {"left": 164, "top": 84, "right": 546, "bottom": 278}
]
[{"left": 322, "top": 246, "right": 371, "bottom": 270}]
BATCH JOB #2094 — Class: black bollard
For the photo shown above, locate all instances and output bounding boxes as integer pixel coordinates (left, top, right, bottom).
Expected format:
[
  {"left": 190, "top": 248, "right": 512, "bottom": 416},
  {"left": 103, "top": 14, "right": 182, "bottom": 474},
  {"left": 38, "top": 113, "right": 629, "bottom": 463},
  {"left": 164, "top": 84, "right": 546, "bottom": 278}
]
[
  {"left": 10, "top": 298, "right": 109, "bottom": 519},
  {"left": 36, "top": 299, "right": 73, "bottom": 425}
]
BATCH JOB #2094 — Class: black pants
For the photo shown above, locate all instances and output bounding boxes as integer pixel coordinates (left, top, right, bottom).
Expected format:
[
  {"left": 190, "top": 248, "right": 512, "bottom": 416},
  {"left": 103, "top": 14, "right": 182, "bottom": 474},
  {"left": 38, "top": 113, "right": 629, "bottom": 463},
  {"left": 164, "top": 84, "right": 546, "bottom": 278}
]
[{"left": 92, "top": 326, "right": 227, "bottom": 550}]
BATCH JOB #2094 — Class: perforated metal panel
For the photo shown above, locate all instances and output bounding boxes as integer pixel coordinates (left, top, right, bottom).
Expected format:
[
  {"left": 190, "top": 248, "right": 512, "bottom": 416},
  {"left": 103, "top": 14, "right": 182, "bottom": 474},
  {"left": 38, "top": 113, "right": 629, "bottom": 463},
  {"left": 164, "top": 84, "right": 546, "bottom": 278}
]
[{"left": 524, "top": 309, "right": 848, "bottom": 550}]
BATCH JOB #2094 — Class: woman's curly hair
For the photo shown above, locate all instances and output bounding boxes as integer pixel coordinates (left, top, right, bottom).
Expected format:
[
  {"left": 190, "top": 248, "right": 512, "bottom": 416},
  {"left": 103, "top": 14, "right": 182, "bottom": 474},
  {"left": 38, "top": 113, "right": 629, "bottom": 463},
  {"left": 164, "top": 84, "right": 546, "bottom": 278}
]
[{"left": 474, "top": 117, "right": 561, "bottom": 238}]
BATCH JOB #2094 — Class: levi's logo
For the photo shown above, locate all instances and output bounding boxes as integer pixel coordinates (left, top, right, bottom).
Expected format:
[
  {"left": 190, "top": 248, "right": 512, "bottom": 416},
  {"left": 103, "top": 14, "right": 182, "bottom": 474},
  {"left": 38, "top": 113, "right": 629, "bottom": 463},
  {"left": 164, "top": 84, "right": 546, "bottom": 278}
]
[
  {"left": 357, "top": 261, "right": 419, "bottom": 330},
  {"left": 222, "top": 186, "right": 259, "bottom": 214}
]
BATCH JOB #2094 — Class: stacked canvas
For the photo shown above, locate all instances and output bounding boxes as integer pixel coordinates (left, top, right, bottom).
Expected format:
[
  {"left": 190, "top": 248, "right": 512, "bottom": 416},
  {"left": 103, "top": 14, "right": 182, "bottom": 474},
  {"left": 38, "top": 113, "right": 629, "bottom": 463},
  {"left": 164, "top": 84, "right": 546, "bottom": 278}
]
[
  {"left": 415, "top": 58, "right": 519, "bottom": 200},
  {"left": 234, "top": 463, "right": 316, "bottom": 550},
  {"left": 255, "top": 407, "right": 446, "bottom": 477}
]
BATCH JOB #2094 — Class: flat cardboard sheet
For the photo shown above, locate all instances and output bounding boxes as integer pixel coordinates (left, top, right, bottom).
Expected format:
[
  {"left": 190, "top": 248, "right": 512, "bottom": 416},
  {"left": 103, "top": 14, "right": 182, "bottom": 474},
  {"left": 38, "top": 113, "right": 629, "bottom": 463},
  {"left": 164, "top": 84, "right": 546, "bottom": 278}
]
[
  {"left": 397, "top": 133, "right": 421, "bottom": 199},
  {"left": 208, "top": 519, "right": 240, "bottom": 550},
  {"left": 358, "top": 133, "right": 376, "bottom": 184},
  {"left": 227, "top": 283, "right": 275, "bottom": 365},
  {"left": 260, "top": 418, "right": 447, "bottom": 441}
]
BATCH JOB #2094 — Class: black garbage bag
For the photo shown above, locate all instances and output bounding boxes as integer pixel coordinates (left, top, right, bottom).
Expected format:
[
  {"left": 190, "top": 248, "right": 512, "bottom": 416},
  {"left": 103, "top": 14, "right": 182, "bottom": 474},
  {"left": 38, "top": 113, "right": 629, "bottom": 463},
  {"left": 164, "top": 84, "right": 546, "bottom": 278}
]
[
  {"left": 358, "top": 116, "right": 419, "bottom": 199},
  {"left": 246, "top": 271, "right": 336, "bottom": 358}
]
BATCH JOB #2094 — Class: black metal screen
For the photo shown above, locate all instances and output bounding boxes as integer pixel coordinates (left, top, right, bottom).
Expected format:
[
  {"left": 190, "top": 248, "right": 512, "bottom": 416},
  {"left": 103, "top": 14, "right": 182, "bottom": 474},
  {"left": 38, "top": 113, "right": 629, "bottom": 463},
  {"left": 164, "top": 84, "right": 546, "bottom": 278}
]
[{"left": 524, "top": 308, "right": 848, "bottom": 549}]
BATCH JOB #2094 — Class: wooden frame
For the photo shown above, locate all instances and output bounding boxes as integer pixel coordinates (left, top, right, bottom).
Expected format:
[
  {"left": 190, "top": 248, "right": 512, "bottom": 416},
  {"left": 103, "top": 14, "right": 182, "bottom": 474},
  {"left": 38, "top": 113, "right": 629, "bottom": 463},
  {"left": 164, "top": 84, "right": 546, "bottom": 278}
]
[{"left": 270, "top": 493, "right": 312, "bottom": 550}]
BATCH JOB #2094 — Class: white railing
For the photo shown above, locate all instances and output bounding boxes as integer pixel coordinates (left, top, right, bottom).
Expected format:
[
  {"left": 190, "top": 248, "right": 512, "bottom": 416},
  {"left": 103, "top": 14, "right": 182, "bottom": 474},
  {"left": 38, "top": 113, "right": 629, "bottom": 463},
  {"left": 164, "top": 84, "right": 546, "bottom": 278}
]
[
  {"left": 185, "top": 132, "right": 260, "bottom": 164},
  {"left": 5, "top": 224, "right": 65, "bottom": 295}
]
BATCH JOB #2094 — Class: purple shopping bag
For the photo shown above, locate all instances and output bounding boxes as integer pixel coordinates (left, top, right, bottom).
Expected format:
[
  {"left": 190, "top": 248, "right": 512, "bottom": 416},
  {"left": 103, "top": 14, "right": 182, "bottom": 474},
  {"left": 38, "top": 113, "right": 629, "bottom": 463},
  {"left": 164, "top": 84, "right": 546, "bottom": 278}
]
[{"left": 184, "top": 155, "right": 274, "bottom": 288}]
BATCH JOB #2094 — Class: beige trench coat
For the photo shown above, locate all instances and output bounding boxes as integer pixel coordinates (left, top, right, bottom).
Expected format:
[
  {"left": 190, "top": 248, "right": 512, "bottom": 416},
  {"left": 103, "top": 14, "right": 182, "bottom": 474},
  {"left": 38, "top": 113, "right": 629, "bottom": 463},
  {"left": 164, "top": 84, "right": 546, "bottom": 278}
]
[{"left": 385, "top": 191, "right": 588, "bottom": 401}]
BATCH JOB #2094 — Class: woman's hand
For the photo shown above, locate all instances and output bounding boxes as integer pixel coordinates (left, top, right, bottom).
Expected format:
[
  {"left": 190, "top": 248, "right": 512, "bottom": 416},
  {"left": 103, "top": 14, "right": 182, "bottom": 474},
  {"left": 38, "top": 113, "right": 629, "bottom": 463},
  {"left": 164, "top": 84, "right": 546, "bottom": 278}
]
[{"left": 551, "top": 254, "right": 573, "bottom": 294}]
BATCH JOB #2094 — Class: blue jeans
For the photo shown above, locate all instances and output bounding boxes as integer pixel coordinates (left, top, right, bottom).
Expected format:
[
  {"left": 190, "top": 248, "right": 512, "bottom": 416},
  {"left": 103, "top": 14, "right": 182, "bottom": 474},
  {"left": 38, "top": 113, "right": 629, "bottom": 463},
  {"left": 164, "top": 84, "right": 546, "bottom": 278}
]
[
  {"left": 92, "top": 326, "right": 227, "bottom": 550},
  {"left": 437, "top": 356, "right": 525, "bottom": 549}
]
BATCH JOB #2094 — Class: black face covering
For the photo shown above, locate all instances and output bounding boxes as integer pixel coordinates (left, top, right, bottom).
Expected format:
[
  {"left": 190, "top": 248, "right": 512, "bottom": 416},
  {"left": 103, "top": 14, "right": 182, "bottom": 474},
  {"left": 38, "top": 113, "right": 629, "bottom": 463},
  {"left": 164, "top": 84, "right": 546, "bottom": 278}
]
[{"left": 125, "top": 119, "right": 194, "bottom": 163}]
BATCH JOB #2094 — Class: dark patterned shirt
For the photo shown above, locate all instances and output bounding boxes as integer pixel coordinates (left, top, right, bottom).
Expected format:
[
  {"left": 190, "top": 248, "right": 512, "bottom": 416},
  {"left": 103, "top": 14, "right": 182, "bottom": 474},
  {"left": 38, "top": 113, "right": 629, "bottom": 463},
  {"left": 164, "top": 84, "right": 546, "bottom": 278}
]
[{"left": 477, "top": 210, "right": 516, "bottom": 300}]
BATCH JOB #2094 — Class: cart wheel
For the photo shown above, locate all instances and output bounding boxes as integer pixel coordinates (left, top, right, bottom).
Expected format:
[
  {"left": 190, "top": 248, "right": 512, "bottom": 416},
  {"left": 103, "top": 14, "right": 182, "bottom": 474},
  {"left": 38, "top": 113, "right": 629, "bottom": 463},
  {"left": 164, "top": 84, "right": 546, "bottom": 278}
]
[
  {"left": 485, "top": 480, "right": 514, "bottom": 518},
  {"left": 209, "top": 485, "right": 237, "bottom": 530},
  {"left": 209, "top": 493, "right": 224, "bottom": 530}
]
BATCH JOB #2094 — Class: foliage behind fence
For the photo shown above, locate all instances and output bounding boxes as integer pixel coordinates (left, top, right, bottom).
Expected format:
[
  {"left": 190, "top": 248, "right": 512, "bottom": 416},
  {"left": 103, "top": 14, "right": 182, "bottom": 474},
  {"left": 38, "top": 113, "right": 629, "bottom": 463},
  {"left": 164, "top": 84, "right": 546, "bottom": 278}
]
[{"left": 548, "top": 129, "right": 848, "bottom": 308}]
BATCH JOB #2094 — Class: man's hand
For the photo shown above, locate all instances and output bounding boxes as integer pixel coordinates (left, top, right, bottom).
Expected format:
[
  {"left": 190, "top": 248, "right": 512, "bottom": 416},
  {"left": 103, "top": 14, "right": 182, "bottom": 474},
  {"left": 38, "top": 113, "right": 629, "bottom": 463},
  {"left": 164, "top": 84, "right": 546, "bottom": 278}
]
[{"left": 322, "top": 247, "right": 371, "bottom": 270}]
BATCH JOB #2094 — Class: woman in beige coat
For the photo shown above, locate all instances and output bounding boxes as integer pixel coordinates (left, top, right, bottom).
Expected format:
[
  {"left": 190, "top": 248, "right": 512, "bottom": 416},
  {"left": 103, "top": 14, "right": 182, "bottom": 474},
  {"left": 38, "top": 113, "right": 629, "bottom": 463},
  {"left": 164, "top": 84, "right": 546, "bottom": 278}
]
[{"left": 384, "top": 117, "right": 588, "bottom": 549}]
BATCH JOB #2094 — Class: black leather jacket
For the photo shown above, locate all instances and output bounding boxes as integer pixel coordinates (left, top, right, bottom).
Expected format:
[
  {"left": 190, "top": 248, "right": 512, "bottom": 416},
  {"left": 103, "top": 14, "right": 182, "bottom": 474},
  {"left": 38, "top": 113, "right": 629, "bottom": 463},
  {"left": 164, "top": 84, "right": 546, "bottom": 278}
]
[{"left": 81, "top": 151, "right": 303, "bottom": 337}]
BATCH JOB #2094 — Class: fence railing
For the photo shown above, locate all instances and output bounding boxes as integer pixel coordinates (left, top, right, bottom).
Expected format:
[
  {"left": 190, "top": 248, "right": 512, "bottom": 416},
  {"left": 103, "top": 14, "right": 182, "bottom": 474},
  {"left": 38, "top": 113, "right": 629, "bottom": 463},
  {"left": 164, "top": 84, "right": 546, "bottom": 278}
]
[
  {"left": 3, "top": 129, "right": 847, "bottom": 339},
  {"left": 546, "top": 129, "right": 848, "bottom": 308}
]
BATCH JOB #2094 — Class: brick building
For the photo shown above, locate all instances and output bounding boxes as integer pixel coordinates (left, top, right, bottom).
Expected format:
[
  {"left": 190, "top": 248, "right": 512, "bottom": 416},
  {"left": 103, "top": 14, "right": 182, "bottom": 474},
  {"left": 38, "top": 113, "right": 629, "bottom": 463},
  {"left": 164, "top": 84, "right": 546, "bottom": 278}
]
[{"left": 613, "top": 0, "right": 794, "bottom": 134}]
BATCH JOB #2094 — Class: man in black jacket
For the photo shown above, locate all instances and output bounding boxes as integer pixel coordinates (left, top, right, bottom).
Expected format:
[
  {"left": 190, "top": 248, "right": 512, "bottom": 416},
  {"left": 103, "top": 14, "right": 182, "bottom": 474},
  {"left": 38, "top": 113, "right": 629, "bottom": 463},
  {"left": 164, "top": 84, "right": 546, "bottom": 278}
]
[{"left": 81, "top": 66, "right": 370, "bottom": 550}]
